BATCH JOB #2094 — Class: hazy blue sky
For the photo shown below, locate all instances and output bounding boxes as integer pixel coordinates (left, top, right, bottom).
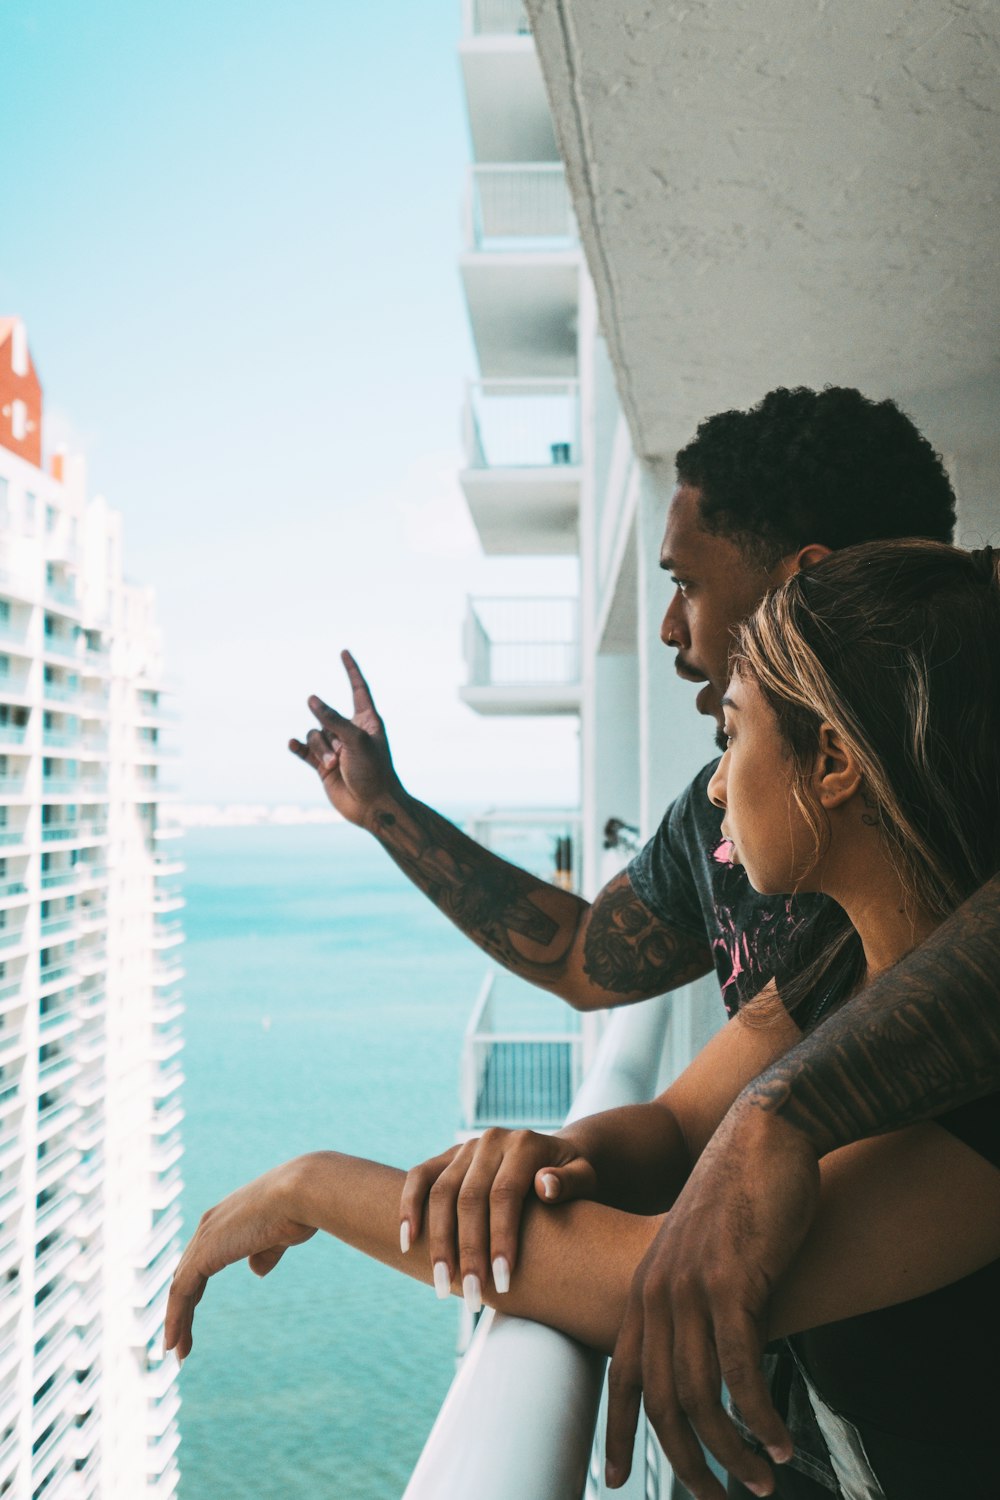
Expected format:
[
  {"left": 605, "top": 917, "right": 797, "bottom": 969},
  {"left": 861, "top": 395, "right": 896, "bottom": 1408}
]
[{"left": 0, "top": 0, "right": 579, "bottom": 805}]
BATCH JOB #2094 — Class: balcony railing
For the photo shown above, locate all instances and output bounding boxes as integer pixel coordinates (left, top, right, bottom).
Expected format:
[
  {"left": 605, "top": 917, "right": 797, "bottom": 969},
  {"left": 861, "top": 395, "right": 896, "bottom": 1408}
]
[
  {"left": 405, "top": 994, "right": 685, "bottom": 1500},
  {"left": 465, "top": 164, "right": 577, "bottom": 251},
  {"left": 463, "top": 0, "right": 530, "bottom": 35},
  {"left": 467, "top": 808, "right": 583, "bottom": 893},
  {"left": 465, "top": 596, "right": 580, "bottom": 689},
  {"left": 464, "top": 379, "right": 580, "bottom": 470},
  {"left": 461, "top": 973, "right": 582, "bottom": 1131}
]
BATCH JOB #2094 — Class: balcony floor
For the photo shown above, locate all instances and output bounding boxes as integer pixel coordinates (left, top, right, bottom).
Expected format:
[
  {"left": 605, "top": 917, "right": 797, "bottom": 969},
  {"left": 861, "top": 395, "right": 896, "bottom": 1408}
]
[{"left": 473, "top": 1038, "right": 575, "bottom": 1128}]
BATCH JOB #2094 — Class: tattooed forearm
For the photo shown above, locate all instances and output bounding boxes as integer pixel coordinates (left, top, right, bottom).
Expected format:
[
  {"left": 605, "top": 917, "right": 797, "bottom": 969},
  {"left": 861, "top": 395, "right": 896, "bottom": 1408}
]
[
  {"left": 745, "top": 872, "right": 1000, "bottom": 1154},
  {"left": 583, "top": 874, "right": 712, "bottom": 998},
  {"left": 369, "top": 793, "right": 586, "bottom": 986}
]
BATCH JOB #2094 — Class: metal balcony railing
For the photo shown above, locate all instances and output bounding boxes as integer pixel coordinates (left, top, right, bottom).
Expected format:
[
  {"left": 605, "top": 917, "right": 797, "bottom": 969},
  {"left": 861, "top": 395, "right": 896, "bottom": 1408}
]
[
  {"left": 405, "top": 995, "right": 684, "bottom": 1500},
  {"left": 463, "top": 0, "right": 531, "bottom": 35},
  {"left": 461, "top": 973, "right": 582, "bottom": 1132},
  {"left": 464, "top": 379, "right": 581, "bottom": 470},
  {"left": 467, "top": 808, "right": 583, "bottom": 893},
  {"left": 465, "top": 164, "right": 577, "bottom": 251},
  {"left": 465, "top": 596, "right": 580, "bottom": 689}
]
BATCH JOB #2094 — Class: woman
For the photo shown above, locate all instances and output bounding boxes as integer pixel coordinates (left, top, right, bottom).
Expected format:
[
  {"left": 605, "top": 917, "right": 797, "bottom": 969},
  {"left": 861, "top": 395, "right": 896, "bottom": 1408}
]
[{"left": 166, "top": 540, "right": 1000, "bottom": 1500}]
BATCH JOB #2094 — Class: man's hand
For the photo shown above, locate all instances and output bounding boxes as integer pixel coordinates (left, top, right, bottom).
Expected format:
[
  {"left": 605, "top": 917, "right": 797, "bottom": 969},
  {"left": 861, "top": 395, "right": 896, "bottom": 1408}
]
[
  {"left": 399, "top": 1128, "right": 598, "bottom": 1306},
  {"left": 605, "top": 1101, "right": 818, "bottom": 1499},
  {"left": 289, "top": 651, "right": 402, "bottom": 827},
  {"left": 165, "top": 1161, "right": 317, "bottom": 1363}
]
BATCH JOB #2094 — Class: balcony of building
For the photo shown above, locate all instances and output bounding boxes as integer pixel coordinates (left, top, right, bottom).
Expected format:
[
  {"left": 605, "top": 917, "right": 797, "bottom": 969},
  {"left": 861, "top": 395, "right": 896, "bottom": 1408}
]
[
  {"left": 459, "top": 972, "right": 582, "bottom": 1136},
  {"left": 405, "top": 990, "right": 711, "bottom": 1500},
  {"left": 459, "top": 1, "right": 558, "bottom": 167},
  {"left": 0, "top": 710, "right": 29, "bottom": 750},
  {"left": 37, "top": 1093, "right": 81, "bottom": 1147},
  {"left": 41, "top": 670, "right": 79, "bottom": 708},
  {"left": 460, "top": 378, "right": 580, "bottom": 554},
  {"left": 460, "top": 595, "right": 580, "bottom": 715},
  {"left": 460, "top": 164, "right": 580, "bottom": 378},
  {"left": 466, "top": 806, "right": 582, "bottom": 894}
]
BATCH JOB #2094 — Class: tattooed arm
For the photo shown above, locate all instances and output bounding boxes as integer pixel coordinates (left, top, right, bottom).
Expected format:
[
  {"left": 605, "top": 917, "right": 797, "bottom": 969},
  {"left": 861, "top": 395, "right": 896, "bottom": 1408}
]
[
  {"left": 289, "top": 653, "right": 712, "bottom": 1010},
  {"left": 605, "top": 871, "right": 1000, "bottom": 1494}
]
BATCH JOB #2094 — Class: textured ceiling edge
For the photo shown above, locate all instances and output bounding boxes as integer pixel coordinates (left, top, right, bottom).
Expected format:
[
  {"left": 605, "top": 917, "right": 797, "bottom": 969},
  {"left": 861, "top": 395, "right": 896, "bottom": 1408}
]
[{"left": 527, "top": 0, "right": 656, "bottom": 459}]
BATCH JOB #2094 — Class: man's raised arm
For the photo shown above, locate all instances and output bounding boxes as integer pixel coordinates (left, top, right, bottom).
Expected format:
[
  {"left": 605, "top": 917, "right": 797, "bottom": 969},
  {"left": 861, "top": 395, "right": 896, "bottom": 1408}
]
[
  {"left": 604, "top": 869, "right": 1000, "bottom": 1498},
  {"left": 289, "top": 652, "right": 712, "bottom": 1012}
]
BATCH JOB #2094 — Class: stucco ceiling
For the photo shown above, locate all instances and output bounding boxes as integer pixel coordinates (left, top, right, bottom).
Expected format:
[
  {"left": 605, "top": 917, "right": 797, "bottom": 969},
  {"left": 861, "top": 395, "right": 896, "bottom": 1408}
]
[{"left": 525, "top": 0, "right": 1000, "bottom": 458}]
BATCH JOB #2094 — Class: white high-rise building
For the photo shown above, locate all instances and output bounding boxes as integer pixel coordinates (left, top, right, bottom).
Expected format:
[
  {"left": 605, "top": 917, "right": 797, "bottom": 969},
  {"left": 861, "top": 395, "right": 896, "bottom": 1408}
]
[
  {"left": 406, "top": 5, "right": 1000, "bottom": 1498},
  {"left": 0, "top": 318, "right": 183, "bottom": 1499}
]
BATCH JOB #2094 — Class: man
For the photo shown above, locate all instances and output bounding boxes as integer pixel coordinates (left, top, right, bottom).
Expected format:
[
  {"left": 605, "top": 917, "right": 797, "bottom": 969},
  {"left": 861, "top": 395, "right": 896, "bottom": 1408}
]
[{"left": 291, "top": 387, "right": 998, "bottom": 1498}]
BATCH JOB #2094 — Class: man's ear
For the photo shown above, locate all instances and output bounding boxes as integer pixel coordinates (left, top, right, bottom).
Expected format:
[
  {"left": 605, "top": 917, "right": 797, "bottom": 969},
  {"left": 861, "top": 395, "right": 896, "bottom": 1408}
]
[
  {"left": 813, "top": 723, "right": 863, "bottom": 809},
  {"left": 770, "top": 542, "right": 832, "bottom": 584}
]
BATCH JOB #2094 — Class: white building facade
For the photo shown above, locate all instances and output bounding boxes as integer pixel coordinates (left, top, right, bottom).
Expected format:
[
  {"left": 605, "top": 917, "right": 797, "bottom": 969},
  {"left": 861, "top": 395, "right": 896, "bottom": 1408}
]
[
  {"left": 407, "top": 2, "right": 1000, "bottom": 1497},
  {"left": 0, "top": 319, "right": 182, "bottom": 1499}
]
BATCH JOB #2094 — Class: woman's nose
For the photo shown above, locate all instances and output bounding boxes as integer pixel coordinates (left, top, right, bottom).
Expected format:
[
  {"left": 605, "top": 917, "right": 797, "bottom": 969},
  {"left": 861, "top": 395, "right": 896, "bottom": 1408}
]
[{"left": 707, "top": 754, "right": 728, "bottom": 809}]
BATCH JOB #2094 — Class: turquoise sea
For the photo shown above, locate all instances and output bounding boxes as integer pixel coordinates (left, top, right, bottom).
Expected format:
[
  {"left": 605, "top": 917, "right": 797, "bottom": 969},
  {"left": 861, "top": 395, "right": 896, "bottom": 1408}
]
[{"left": 176, "top": 822, "right": 495, "bottom": 1499}]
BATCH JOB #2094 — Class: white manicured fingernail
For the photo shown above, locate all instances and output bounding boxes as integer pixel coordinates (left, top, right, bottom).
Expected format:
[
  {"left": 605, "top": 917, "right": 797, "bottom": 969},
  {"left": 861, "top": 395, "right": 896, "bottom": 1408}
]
[
  {"left": 399, "top": 1221, "right": 410, "bottom": 1254},
  {"left": 463, "top": 1274, "right": 482, "bottom": 1314},
  {"left": 492, "top": 1256, "right": 510, "bottom": 1294},
  {"left": 433, "top": 1262, "right": 450, "bottom": 1300},
  {"left": 175, "top": 1350, "right": 185, "bottom": 1368},
  {"left": 540, "top": 1173, "right": 559, "bottom": 1200}
]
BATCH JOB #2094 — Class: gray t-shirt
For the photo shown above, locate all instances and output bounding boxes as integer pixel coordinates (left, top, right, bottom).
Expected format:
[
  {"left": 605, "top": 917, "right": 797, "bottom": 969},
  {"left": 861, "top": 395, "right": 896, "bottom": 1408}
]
[{"left": 627, "top": 759, "right": 830, "bottom": 1017}]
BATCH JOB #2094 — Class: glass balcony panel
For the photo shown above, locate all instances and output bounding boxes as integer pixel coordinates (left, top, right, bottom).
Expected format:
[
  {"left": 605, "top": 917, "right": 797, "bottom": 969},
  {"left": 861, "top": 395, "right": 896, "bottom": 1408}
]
[
  {"left": 465, "top": 379, "right": 580, "bottom": 469},
  {"left": 467, "top": 164, "right": 577, "bottom": 251}
]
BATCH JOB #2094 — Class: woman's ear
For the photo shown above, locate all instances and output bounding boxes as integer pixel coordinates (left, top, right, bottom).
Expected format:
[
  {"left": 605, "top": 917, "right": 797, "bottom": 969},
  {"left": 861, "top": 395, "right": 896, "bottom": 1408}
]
[{"left": 813, "top": 723, "right": 863, "bottom": 808}]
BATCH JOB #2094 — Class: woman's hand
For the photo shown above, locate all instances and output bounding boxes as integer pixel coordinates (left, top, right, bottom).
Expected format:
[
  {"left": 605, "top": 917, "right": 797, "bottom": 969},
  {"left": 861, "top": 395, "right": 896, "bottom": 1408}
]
[
  {"left": 399, "top": 1128, "right": 598, "bottom": 1309},
  {"left": 165, "top": 1160, "right": 317, "bottom": 1362}
]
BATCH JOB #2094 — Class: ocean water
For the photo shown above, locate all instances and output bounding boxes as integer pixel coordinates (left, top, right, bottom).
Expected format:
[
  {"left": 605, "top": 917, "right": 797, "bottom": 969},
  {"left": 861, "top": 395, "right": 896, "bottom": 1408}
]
[{"left": 176, "top": 822, "right": 495, "bottom": 1499}]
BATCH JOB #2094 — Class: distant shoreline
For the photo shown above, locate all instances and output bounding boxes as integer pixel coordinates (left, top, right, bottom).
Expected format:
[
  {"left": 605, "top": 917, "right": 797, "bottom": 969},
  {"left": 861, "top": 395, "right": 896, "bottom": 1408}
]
[{"left": 174, "top": 804, "right": 342, "bottom": 829}]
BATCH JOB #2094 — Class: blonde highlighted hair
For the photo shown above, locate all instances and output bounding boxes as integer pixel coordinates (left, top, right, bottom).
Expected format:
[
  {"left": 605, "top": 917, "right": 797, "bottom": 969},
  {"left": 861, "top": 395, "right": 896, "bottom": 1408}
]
[{"left": 735, "top": 539, "right": 1000, "bottom": 1017}]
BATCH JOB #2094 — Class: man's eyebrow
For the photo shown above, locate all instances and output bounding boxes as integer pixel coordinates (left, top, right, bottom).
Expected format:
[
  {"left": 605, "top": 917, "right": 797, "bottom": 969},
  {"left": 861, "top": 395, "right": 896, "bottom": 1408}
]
[{"left": 720, "top": 695, "right": 740, "bottom": 710}]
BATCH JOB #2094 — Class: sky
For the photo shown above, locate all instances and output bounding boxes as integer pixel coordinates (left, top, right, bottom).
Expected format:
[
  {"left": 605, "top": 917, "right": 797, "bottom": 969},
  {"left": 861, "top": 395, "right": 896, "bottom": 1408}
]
[{"left": 0, "top": 0, "right": 580, "bottom": 806}]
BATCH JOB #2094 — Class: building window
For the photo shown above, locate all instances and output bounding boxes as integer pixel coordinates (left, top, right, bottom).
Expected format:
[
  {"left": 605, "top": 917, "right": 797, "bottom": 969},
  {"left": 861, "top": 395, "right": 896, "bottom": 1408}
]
[
  {"left": 11, "top": 401, "right": 26, "bottom": 441},
  {"left": 24, "top": 491, "right": 35, "bottom": 530},
  {"left": 45, "top": 507, "right": 57, "bottom": 535}
]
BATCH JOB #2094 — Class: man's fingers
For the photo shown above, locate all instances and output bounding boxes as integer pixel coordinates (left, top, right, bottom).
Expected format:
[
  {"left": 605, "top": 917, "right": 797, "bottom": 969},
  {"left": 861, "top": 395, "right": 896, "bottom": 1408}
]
[
  {"left": 668, "top": 1310, "right": 771, "bottom": 1498},
  {"left": 341, "top": 650, "right": 377, "bottom": 716},
  {"left": 715, "top": 1315, "right": 792, "bottom": 1464},
  {"left": 288, "top": 738, "right": 310, "bottom": 763},
  {"left": 305, "top": 727, "right": 342, "bottom": 773},
  {"left": 307, "top": 695, "right": 358, "bottom": 739},
  {"left": 604, "top": 1301, "right": 644, "bottom": 1487}
]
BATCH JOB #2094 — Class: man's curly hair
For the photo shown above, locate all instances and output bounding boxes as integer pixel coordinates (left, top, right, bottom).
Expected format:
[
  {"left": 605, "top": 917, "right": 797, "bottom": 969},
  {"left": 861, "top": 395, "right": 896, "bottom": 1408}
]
[{"left": 676, "top": 387, "right": 956, "bottom": 565}]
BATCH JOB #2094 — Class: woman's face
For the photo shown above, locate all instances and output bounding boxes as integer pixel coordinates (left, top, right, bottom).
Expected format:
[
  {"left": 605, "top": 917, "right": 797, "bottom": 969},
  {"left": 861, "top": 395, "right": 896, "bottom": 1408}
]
[{"left": 707, "top": 673, "right": 822, "bottom": 894}]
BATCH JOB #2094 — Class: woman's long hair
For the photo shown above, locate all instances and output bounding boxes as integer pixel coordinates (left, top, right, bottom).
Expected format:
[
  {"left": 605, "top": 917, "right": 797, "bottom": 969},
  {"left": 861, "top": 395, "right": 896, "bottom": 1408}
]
[{"left": 734, "top": 539, "right": 1000, "bottom": 1018}]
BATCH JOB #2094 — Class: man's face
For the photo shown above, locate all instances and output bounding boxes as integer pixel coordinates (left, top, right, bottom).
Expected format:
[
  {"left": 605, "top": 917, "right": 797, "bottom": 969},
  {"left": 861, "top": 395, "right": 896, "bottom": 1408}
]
[{"left": 659, "top": 485, "right": 785, "bottom": 737}]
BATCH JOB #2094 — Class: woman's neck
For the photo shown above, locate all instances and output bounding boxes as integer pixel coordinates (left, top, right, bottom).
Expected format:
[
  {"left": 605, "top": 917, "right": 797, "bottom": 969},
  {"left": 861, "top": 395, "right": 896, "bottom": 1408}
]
[{"left": 820, "top": 833, "right": 938, "bottom": 978}]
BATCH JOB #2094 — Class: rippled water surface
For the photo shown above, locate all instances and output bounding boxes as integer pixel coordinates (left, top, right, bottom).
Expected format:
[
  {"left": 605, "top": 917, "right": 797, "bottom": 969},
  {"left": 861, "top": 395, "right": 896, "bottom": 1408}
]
[{"left": 177, "top": 822, "right": 490, "bottom": 1499}]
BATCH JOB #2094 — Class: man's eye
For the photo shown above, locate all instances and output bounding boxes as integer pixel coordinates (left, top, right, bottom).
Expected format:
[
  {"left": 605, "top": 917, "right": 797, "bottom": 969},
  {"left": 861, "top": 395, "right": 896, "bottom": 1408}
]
[{"left": 671, "top": 576, "right": 692, "bottom": 595}]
